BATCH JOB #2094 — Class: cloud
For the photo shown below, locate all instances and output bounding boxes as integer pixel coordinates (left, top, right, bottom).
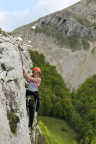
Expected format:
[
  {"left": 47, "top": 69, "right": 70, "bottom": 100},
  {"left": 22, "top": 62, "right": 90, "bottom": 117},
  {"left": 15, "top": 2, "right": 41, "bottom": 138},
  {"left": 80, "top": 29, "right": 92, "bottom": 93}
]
[
  {"left": 0, "top": 0, "right": 80, "bottom": 31},
  {"left": 0, "top": 12, "right": 7, "bottom": 25},
  {"left": 0, "top": 9, "right": 33, "bottom": 31}
]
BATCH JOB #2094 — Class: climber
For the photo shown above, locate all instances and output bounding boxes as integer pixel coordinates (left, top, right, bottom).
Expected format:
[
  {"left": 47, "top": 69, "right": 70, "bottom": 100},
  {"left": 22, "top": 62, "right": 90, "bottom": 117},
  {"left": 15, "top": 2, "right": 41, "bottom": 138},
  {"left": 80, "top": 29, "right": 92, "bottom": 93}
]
[{"left": 23, "top": 67, "right": 41, "bottom": 128}]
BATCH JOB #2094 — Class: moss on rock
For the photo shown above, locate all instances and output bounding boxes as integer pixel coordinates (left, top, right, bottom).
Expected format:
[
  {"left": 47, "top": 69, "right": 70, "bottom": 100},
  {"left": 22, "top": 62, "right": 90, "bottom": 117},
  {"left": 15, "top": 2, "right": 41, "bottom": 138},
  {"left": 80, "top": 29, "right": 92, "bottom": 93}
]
[{"left": 7, "top": 110, "right": 20, "bottom": 134}]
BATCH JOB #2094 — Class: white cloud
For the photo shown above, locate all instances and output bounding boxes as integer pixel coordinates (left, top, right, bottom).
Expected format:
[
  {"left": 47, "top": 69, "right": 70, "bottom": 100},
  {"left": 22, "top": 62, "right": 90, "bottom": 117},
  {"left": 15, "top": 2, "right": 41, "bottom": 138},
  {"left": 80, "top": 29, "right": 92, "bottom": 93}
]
[
  {"left": 0, "top": 9, "right": 33, "bottom": 31},
  {"left": 0, "top": 12, "right": 7, "bottom": 25},
  {"left": 0, "top": 0, "right": 80, "bottom": 31}
]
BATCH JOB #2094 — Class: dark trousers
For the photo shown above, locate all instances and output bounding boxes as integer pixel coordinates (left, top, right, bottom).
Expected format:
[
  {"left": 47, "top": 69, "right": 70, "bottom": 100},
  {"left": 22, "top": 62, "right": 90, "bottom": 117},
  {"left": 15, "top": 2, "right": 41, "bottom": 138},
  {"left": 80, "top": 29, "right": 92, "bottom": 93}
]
[{"left": 26, "top": 90, "right": 40, "bottom": 128}]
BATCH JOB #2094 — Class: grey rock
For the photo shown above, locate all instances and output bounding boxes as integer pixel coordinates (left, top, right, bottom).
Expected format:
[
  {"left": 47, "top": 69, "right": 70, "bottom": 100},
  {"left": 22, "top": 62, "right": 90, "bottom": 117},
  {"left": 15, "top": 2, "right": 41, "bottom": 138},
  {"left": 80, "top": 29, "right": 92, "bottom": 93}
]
[
  {"left": 89, "top": 28, "right": 96, "bottom": 40},
  {"left": 0, "top": 35, "right": 44, "bottom": 144},
  {"left": 37, "top": 0, "right": 96, "bottom": 40},
  {"left": 0, "top": 38, "right": 31, "bottom": 144},
  {"left": 0, "top": 36, "right": 33, "bottom": 144}
]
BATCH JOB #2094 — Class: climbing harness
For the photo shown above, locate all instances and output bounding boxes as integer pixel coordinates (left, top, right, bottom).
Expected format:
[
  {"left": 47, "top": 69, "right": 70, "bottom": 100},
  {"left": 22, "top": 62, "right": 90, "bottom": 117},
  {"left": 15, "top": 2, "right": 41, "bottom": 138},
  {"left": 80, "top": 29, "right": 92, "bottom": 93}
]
[{"left": 26, "top": 91, "right": 38, "bottom": 128}]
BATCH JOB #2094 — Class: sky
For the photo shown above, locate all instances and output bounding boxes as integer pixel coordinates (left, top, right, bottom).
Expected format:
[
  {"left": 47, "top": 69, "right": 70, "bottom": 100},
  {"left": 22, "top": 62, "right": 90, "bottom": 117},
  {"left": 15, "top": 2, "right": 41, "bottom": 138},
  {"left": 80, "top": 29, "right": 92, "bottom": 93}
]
[{"left": 0, "top": 0, "right": 80, "bottom": 31}]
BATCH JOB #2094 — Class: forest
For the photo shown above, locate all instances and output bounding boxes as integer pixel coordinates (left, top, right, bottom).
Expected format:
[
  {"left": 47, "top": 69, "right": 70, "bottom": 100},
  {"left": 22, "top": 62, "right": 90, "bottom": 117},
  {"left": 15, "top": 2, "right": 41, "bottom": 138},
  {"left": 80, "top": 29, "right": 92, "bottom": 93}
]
[{"left": 29, "top": 50, "right": 96, "bottom": 144}]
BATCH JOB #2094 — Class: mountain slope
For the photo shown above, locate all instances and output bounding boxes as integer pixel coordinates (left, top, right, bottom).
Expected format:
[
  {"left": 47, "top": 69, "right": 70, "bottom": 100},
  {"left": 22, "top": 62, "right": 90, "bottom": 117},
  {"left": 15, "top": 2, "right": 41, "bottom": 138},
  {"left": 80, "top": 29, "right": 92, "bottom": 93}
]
[{"left": 12, "top": 0, "right": 96, "bottom": 89}]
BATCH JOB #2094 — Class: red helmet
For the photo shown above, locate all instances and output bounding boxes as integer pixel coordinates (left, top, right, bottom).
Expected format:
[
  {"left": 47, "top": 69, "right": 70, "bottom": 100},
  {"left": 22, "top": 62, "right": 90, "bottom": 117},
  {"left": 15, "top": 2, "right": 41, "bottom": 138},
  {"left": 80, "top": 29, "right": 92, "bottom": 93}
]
[{"left": 32, "top": 67, "right": 41, "bottom": 74}]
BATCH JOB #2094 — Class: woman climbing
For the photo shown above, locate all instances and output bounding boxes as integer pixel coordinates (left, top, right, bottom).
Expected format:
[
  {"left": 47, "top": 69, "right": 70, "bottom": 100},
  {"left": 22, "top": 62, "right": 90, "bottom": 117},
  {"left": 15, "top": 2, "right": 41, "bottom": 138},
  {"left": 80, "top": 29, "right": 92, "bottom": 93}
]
[{"left": 23, "top": 67, "right": 41, "bottom": 128}]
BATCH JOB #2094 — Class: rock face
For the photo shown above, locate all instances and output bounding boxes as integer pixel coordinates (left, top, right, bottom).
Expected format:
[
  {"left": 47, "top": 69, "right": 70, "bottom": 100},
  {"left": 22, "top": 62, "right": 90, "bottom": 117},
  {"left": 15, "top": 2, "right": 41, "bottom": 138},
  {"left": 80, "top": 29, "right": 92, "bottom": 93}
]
[
  {"left": 72, "top": 0, "right": 96, "bottom": 22},
  {"left": 0, "top": 35, "right": 31, "bottom": 144},
  {"left": 0, "top": 35, "right": 42, "bottom": 144},
  {"left": 38, "top": 2, "right": 96, "bottom": 40}
]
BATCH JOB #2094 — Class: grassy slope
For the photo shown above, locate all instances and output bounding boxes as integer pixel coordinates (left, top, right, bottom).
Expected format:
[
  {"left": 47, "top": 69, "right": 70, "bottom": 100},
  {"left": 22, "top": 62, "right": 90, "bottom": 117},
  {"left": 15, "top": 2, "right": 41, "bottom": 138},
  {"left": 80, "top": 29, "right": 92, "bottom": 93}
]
[{"left": 39, "top": 116, "right": 79, "bottom": 144}]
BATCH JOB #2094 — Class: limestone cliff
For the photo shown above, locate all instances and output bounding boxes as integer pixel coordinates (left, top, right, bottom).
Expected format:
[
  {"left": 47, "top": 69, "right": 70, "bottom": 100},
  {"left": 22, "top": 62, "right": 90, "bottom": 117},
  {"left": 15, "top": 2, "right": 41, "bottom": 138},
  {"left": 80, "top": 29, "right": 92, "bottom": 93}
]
[{"left": 0, "top": 34, "right": 42, "bottom": 144}]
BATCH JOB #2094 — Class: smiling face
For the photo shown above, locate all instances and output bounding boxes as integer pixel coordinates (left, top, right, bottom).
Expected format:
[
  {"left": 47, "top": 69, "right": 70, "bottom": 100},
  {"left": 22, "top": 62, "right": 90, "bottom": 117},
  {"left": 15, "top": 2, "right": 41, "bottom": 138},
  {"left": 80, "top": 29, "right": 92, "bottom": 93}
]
[{"left": 33, "top": 71, "right": 40, "bottom": 78}]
